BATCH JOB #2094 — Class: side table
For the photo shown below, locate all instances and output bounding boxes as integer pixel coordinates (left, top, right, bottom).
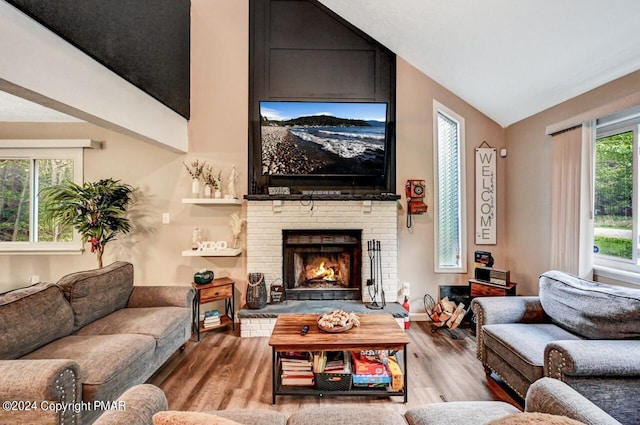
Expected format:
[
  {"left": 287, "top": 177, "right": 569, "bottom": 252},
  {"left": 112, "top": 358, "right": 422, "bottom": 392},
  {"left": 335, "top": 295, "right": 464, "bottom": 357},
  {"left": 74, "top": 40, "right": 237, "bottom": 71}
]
[{"left": 191, "top": 277, "right": 235, "bottom": 341}]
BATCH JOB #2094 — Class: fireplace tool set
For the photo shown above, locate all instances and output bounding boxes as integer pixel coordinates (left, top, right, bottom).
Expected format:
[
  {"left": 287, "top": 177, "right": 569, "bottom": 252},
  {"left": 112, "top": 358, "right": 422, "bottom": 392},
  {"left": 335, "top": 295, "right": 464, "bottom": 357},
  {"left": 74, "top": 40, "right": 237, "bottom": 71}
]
[{"left": 366, "top": 239, "right": 386, "bottom": 309}]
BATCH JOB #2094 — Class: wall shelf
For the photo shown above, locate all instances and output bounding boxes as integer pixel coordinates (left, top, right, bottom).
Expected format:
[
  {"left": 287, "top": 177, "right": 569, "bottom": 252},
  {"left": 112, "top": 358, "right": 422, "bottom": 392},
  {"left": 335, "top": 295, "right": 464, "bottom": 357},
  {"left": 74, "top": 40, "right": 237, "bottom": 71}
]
[
  {"left": 182, "top": 248, "right": 242, "bottom": 257},
  {"left": 182, "top": 198, "right": 242, "bottom": 205}
]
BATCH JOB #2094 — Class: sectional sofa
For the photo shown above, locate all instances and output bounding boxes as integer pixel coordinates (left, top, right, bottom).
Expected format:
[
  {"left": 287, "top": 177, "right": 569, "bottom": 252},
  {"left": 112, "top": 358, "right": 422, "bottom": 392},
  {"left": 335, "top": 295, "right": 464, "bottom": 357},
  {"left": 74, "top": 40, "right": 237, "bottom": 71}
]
[
  {"left": 0, "top": 261, "right": 194, "bottom": 424},
  {"left": 94, "top": 378, "right": 621, "bottom": 425}
]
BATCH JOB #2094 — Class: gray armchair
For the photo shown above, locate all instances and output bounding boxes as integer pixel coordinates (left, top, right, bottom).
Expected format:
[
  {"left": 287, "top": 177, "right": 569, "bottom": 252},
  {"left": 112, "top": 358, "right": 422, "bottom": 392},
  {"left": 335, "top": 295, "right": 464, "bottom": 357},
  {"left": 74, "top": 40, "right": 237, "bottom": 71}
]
[{"left": 472, "top": 270, "right": 640, "bottom": 425}]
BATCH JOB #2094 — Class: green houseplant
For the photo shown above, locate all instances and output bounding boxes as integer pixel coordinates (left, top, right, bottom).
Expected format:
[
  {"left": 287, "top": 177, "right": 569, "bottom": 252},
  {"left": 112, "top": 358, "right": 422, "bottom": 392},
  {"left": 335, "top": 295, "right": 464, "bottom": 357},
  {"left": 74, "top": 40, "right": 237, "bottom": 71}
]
[{"left": 40, "top": 178, "right": 134, "bottom": 268}]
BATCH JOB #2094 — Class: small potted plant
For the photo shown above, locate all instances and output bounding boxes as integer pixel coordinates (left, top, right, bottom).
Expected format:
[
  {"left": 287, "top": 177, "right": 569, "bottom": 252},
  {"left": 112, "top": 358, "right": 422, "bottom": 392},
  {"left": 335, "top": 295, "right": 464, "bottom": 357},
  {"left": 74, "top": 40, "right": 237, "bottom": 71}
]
[
  {"left": 39, "top": 178, "right": 134, "bottom": 268},
  {"left": 184, "top": 159, "right": 205, "bottom": 197},
  {"left": 203, "top": 164, "right": 222, "bottom": 198}
]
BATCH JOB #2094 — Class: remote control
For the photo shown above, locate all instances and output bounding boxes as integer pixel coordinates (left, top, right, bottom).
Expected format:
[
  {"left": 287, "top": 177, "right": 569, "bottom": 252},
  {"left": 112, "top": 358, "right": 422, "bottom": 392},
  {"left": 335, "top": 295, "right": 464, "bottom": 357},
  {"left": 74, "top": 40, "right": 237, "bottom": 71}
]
[{"left": 301, "top": 325, "right": 309, "bottom": 335}]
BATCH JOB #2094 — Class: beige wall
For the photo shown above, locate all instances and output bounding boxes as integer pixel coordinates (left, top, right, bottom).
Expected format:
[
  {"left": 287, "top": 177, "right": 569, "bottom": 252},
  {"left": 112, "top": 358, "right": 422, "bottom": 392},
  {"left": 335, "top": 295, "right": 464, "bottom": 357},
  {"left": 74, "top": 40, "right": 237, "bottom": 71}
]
[
  {"left": 505, "top": 70, "right": 640, "bottom": 295},
  {"left": 395, "top": 58, "right": 507, "bottom": 312},
  {"left": 0, "top": 122, "right": 187, "bottom": 289}
]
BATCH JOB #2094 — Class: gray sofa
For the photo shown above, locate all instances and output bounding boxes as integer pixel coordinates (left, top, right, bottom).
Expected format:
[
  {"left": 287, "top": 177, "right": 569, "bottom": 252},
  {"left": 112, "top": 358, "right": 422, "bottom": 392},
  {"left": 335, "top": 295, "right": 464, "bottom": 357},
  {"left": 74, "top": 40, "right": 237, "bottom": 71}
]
[
  {"left": 93, "top": 378, "right": 621, "bottom": 425},
  {"left": 0, "top": 261, "right": 195, "bottom": 425},
  {"left": 472, "top": 270, "right": 640, "bottom": 424}
]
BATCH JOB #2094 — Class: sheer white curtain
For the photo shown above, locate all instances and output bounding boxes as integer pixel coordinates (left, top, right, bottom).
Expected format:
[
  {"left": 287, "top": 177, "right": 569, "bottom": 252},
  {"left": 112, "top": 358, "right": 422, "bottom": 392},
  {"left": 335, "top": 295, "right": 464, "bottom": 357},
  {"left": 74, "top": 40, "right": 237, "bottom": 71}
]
[{"left": 549, "top": 123, "right": 594, "bottom": 277}]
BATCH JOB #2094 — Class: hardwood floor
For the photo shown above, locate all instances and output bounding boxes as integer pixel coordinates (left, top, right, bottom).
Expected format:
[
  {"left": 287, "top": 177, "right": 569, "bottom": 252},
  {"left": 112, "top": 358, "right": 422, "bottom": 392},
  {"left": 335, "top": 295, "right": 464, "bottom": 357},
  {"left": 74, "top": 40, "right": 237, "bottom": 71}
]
[{"left": 149, "top": 321, "right": 521, "bottom": 416}]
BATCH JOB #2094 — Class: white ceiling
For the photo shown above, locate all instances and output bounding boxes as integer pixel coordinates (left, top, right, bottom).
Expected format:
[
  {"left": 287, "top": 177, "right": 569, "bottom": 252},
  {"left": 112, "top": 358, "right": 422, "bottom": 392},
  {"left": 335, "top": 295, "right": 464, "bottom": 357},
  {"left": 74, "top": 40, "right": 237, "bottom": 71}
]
[
  {"left": 318, "top": 0, "right": 640, "bottom": 127},
  {"left": 0, "top": 90, "right": 81, "bottom": 123}
]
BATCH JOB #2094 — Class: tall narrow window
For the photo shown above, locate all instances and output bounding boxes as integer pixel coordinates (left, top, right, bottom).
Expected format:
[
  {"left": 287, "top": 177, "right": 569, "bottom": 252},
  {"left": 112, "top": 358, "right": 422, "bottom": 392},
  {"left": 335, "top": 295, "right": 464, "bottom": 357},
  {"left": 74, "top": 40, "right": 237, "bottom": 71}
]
[{"left": 433, "top": 100, "right": 466, "bottom": 273}]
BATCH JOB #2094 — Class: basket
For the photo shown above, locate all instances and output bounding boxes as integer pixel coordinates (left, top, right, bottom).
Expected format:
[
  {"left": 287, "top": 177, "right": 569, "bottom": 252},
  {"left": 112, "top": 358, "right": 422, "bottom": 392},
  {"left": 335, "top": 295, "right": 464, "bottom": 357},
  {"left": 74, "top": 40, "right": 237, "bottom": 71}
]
[{"left": 314, "top": 372, "right": 352, "bottom": 391}]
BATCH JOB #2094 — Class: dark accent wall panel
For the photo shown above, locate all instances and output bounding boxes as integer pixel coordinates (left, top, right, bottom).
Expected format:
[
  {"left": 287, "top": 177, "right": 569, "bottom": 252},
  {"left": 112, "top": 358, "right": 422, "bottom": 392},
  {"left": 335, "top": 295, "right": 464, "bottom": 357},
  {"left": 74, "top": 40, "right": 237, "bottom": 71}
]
[
  {"left": 269, "top": 50, "right": 376, "bottom": 99},
  {"left": 269, "top": 2, "right": 371, "bottom": 50},
  {"left": 249, "top": 0, "right": 396, "bottom": 194},
  {"left": 6, "top": 0, "right": 190, "bottom": 119}
]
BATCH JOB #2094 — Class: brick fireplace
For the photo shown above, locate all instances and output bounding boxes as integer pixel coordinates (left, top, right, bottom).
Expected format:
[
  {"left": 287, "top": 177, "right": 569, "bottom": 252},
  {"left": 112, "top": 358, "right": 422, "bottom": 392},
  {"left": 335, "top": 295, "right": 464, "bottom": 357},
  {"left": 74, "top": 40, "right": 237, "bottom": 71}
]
[{"left": 242, "top": 196, "right": 399, "bottom": 337}]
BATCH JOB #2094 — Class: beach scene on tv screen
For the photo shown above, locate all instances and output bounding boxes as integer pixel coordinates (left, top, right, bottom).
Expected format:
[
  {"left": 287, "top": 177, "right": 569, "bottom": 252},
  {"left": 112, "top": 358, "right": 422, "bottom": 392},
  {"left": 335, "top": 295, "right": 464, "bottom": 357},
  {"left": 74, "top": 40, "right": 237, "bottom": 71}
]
[{"left": 260, "top": 101, "right": 387, "bottom": 176}]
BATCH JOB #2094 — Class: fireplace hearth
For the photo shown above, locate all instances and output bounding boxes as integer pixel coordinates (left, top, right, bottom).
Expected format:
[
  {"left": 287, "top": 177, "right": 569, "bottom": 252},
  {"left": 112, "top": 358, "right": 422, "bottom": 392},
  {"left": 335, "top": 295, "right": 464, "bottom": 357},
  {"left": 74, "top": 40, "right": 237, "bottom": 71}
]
[{"left": 283, "top": 230, "right": 362, "bottom": 300}]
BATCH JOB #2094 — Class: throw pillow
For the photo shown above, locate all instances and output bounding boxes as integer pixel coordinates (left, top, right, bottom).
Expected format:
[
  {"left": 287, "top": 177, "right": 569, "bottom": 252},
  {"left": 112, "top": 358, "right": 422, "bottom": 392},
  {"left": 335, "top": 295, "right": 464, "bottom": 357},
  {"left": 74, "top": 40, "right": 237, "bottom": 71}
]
[
  {"left": 153, "top": 411, "right": 243, "bottom": 425},
  {"left": 487, "top": 412, "right": 585, "bottom": 425}
]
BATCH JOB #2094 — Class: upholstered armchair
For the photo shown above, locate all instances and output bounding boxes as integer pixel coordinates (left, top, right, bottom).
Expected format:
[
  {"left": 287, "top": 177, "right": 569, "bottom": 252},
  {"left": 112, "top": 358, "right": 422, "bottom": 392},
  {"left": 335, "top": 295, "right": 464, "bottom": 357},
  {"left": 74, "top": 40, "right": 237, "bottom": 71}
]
[{"left": 472, "top": 270, "right": 640, "bottom": 425}]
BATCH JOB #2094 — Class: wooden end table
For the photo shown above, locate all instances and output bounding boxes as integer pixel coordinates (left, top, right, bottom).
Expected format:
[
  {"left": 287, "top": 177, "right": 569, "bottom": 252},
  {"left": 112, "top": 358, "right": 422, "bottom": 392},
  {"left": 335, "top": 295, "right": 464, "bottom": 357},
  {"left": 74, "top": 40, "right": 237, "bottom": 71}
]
[
  {"left": 268, "top": 313, "right": 410, "bottom": 404},
  {"left": 191, "top": 278, "right": 235, "bottom": 341}
]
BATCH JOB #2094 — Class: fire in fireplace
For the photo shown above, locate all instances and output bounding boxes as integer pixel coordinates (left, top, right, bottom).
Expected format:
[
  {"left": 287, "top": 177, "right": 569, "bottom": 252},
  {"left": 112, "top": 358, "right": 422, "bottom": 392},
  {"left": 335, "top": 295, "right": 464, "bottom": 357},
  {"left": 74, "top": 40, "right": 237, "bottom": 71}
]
[
  {"left": 296, "top": 252, "right": 350, "bottom": 287},
  {"left": 283, "top": 230, "right": 362, "bottom": 300}
]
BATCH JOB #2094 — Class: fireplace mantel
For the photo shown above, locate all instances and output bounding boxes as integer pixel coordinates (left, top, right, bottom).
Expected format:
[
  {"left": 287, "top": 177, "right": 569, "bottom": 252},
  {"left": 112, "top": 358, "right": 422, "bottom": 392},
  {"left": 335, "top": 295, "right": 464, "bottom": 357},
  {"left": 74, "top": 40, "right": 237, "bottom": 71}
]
[{"left": 244, "top": 194, "right": 400, "bottom": 201}]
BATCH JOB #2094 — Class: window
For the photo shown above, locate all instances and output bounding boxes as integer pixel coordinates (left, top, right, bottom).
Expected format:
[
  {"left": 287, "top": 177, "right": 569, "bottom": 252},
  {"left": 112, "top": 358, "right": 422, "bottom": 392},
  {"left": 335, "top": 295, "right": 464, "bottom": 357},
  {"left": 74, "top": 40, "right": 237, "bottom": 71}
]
[
  {"left": 433, "top": 100, "right": 467, "bottom": 273},
  {"left": 0, "top": 142, "right": 86, "bottom": 253},
  {"left": 593, "top": 110, "right": 640, "bottom": 275}
]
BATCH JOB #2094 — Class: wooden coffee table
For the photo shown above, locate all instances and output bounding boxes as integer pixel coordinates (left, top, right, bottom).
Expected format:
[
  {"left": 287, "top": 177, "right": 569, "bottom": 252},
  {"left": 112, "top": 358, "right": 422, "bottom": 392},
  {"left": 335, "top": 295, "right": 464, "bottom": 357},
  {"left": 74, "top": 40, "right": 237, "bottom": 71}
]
[{"left": 268, "top": 313, "right": 410, "bottom": 404}]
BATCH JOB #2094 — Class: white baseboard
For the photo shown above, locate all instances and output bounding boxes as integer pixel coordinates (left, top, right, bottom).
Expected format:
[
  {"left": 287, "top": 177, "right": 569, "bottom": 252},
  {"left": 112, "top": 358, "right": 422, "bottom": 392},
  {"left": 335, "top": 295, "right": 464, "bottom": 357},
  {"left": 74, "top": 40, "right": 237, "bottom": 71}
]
[{"left": 409, "top": 312, "right": 430, "bottom": 322}]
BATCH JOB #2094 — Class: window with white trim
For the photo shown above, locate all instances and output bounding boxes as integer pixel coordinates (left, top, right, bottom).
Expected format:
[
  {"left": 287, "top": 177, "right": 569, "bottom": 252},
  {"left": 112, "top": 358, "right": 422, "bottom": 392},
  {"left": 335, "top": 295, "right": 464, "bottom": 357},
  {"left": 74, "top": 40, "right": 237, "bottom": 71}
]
[
  {"left": 0, "top": 142, "right": 87, "bottom": 253},
  {"left": 433, "top": 100, "right": 467, "bottom": 273},
  {"left": 593, "top": 109, "right": 640, "bottom": 275}
]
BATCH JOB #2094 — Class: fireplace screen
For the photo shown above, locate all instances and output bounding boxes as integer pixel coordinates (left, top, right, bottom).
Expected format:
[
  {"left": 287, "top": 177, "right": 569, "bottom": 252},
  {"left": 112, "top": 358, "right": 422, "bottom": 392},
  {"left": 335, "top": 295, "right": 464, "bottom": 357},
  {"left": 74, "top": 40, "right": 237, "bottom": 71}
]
[{"left": 283, "top": 230, "right": 362, "bottom": 300}]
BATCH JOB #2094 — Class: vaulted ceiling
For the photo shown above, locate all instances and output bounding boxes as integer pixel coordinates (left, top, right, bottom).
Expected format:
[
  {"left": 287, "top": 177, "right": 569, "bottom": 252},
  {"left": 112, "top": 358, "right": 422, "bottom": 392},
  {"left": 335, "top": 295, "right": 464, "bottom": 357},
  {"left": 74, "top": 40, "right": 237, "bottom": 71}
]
[{"left": 2, "top": 1, "right": 640, "bottom": 128}]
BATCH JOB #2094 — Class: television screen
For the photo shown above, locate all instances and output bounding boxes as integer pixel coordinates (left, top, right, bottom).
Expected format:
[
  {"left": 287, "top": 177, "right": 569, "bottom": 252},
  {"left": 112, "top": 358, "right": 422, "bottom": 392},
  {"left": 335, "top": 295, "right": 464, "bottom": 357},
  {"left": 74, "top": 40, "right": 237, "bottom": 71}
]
[{"left": 260, "top": 101, "right": 388, "bottom": 176}]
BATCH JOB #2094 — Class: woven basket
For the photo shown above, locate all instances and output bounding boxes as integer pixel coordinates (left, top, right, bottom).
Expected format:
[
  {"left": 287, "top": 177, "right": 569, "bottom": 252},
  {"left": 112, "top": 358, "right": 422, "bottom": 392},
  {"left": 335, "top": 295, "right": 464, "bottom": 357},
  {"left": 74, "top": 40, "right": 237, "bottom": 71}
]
[{"left": 314, "top": 372, "right": 352, "bottom": 391}]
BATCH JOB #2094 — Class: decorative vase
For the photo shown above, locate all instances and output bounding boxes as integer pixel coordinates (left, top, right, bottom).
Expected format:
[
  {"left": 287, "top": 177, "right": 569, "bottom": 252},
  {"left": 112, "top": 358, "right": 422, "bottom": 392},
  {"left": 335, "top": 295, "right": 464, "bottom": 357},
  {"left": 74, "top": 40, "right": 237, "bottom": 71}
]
[
  {"left": 232, "top": 236, "right": 241, "bottom": 249},
  {"left": 204, "top": 184, "right": 212, "bottom": 198},
  {"left": 191, "top": 179, "right": 200, "bottom": 198},
  {"left": 214, "top": 189, "right": 222, "bottom": 199},
  {"left": 246, "top": 273, "right": 267, "bottom": 309}
]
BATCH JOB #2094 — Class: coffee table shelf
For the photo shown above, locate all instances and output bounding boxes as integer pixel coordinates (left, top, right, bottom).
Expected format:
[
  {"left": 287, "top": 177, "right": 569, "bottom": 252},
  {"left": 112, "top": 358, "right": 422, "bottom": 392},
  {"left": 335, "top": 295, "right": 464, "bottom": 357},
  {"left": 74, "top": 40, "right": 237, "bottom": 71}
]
[{"left": 268, "top": 313, "right": 409, "bottom": 404}]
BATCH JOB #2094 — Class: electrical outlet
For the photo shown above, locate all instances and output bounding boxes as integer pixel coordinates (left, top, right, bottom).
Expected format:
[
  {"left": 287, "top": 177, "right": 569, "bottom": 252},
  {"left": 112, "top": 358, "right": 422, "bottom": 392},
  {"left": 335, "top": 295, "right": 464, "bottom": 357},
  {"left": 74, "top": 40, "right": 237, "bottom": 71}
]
[
  {"left": 162, "top": 213, "right": 170, "bottom": 224},
  {"left": 29, "top": 275, "right": 40, "bottom": 284}
]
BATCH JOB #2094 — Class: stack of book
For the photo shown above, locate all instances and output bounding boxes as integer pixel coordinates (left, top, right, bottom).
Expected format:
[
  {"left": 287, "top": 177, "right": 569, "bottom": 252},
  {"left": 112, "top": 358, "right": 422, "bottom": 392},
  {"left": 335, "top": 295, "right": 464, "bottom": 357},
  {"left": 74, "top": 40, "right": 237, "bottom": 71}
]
[
  {"left": 202, "top": 309, "right": 221, "bottom": 329},
  {"left": 280, "top": 352, "right": 314, "bottom": 386},
  {"left": 313, "top": 351, "right": 351, "bottom": 374}
]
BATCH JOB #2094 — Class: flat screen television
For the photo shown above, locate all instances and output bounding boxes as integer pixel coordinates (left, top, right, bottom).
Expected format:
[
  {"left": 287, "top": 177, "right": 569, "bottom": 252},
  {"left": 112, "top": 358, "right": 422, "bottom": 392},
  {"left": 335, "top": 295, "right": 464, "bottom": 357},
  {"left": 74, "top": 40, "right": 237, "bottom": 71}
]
[{"left": 259, "top": 101, "right": 389, "bottom": 177}]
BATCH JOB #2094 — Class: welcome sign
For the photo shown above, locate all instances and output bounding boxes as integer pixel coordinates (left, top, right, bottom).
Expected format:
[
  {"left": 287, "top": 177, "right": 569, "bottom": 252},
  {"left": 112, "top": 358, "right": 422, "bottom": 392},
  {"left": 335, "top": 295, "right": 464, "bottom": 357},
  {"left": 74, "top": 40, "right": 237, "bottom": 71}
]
[{"left": 475, "top": 147, "right": 496, "bottom": 245}]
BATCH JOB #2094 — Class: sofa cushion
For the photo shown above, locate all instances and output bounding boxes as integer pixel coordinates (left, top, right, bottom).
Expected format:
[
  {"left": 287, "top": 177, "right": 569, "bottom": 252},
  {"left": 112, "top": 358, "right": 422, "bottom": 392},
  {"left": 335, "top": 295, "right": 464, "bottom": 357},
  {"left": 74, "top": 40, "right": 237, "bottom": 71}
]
[
  {"left": 22, "top": 333, "right": 155, "bottom": 402},
  {"left": 0, "top": 282, "right": 74, "bottom": 359},
  {"left": 75, "top": 306, "right": 191, "bottom": 349},
  {"left": 209, "top": 410, "right": 287, "bottom": 425},
  {"left": 288, "top": 407, "right": 406, "bottom": 425},
  {"left": 482, "top": 323, "right": 581, "bottom": 383},
  {"left": 539, "top": 270, "right": 640, "bottom": 339},
  {"left": 406, "top": 401, "right": 520, "bottom": 425},
  {"left": 57, "top": 261, "right": 134, "bottom": 331},
  {"left": 153, "top": 411, "right": 243, "bottom": 425}
]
